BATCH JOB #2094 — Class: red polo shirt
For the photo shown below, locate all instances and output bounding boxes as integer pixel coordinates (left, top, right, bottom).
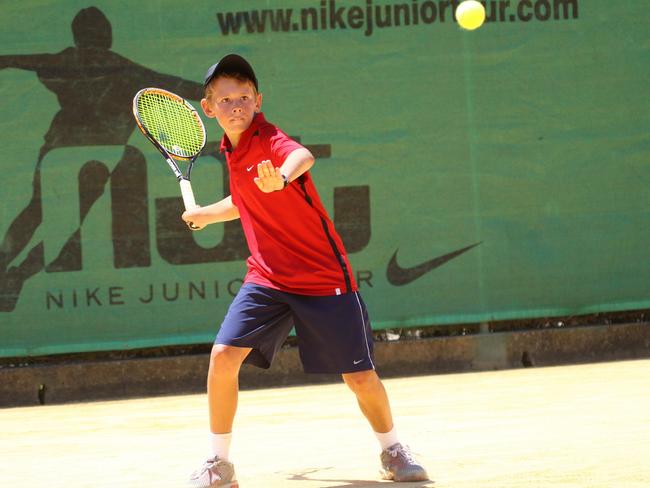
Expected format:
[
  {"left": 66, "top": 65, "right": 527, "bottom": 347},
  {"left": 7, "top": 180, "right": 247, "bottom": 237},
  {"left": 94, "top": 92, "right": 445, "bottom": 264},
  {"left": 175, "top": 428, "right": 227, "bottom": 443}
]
[{"left": 220, "top": 113, "right": 357, "bottom": 296}]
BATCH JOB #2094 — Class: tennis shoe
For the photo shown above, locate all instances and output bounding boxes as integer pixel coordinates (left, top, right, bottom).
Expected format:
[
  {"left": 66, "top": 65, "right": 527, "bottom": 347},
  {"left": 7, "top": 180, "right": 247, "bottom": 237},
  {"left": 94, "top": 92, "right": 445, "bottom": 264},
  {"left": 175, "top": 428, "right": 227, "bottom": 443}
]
[
  {"left": 188, "top": 455, "right": 238, "bottom": 488},
  {"left": 380, "top": 443, "right": 429, "bottom": 482}
]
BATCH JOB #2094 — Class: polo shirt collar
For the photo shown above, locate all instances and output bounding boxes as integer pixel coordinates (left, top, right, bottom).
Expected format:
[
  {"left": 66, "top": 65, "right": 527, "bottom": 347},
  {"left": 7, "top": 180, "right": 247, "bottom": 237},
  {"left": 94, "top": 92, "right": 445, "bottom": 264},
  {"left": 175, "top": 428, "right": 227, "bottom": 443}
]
[{"left": 219, "top": 112, "right": 267, "bottom": 154}]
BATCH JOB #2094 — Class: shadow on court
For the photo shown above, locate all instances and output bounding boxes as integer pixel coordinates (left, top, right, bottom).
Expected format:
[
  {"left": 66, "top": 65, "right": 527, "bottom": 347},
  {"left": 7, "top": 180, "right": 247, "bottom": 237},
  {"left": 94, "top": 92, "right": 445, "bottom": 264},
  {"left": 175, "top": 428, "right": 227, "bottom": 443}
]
[{"left": 285, "top": 467, "right": 435, "bottom": 487}]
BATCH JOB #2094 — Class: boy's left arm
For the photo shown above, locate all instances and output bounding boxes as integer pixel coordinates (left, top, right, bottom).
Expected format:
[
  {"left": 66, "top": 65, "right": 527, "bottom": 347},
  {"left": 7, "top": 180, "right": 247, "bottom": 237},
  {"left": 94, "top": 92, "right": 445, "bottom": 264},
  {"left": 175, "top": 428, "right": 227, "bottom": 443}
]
[{"left": 254, "top": 148, "right": 314, "bottom": 193}]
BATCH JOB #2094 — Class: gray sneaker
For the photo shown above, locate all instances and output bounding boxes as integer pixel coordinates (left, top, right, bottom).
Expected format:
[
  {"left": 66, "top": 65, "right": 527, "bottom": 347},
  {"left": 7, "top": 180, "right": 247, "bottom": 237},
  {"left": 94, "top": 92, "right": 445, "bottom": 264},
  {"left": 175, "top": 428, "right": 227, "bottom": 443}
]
[
  {"left": 188, "top": 455, "right": 238, "bottom": 488},
  {"left": 380, "top": 443, "right": 429, "bottom": 482}
]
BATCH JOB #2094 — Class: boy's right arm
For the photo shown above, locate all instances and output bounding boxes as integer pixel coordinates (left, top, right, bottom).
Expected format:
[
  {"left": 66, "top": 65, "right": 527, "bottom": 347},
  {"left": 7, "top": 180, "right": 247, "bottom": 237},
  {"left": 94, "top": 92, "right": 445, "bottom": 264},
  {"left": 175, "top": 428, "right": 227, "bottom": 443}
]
[{"left": 181, "top": 195, "right": 239, "bottom": 230}]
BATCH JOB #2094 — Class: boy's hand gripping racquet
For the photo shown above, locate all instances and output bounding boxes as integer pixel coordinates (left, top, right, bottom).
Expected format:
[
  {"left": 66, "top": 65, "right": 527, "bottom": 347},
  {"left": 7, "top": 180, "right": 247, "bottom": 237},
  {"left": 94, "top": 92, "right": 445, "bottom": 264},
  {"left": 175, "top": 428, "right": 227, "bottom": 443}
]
[{"left": 132, "top": 88, "right": 206, "bottom": 230}]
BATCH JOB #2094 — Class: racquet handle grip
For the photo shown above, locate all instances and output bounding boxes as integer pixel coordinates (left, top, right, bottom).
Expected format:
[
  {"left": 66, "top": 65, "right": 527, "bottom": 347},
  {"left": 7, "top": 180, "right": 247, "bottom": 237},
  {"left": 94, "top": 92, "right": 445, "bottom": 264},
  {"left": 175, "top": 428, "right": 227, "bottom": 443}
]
[
  {"left": 179, "top": 178, "right": 197, "bottom": 210},
  {"left": 179, "top": 178, "right": 200, "bottom": 231}
]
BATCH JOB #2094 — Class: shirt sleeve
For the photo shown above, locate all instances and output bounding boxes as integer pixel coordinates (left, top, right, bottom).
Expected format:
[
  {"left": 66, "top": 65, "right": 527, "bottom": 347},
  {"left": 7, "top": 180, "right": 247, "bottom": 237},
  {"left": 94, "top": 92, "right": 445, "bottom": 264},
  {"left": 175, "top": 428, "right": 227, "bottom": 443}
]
[{"left": 261, "top": 125, "right": 306, "bottom": 164}]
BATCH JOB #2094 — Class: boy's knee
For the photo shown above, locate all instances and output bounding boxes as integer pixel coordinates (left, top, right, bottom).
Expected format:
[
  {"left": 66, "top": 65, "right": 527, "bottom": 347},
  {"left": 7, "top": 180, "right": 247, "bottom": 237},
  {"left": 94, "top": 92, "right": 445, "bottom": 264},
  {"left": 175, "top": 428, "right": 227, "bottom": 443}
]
[
  {"left": 209, "top": 344, "right": 248, "bottom": 376},
  {"left": 342, "top": 370, "right": 381, "bottom": 394}
]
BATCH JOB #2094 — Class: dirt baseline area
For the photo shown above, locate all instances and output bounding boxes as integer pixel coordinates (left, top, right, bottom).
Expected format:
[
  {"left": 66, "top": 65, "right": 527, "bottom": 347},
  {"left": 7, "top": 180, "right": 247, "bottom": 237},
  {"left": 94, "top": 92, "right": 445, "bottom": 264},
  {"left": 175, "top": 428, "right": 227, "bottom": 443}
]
[{"left": 1, "top": 359, "right": 649, "bottom": 487}]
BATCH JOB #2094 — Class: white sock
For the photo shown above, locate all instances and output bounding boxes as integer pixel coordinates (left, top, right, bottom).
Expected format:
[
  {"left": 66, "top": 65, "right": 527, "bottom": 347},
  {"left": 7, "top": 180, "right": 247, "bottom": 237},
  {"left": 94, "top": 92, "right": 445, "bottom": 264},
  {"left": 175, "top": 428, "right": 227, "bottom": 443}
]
[
  {"left": 209, "top": 432, "right": 232, "bottom": 461},
  {"left": 374, "top": 426, "right": 399, "bottom": 451}
]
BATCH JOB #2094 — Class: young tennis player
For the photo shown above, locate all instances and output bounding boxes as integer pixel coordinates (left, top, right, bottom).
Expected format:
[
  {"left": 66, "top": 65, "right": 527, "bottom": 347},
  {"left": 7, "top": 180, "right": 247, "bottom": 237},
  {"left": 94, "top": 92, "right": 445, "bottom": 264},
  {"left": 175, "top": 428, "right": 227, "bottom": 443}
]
[{"left": 183, "top": 54, "right": 429, "bottom": 487}]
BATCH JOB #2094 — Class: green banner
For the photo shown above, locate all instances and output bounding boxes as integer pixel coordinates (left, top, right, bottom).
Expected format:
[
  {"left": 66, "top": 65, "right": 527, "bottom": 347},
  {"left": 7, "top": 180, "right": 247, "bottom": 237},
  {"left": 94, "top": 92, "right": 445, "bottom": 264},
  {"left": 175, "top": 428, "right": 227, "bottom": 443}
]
[{"left": 1, "top": 0, "right": 649, "bottom": 357}]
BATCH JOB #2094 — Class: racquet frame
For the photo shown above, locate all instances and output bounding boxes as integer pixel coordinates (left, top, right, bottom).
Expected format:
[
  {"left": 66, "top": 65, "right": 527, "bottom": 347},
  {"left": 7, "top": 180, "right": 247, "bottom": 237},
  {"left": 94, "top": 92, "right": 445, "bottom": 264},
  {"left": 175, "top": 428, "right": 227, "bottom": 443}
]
[{"left": 132, "top": 87, "right": 206, "bottom": 228}]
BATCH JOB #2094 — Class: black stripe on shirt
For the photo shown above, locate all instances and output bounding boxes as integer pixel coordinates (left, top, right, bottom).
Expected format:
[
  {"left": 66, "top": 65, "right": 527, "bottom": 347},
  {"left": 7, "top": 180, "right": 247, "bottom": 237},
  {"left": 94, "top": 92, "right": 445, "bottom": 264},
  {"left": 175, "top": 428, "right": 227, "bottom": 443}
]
[{"left": 298, "top": 177, "right": 352, "bottom": 293}]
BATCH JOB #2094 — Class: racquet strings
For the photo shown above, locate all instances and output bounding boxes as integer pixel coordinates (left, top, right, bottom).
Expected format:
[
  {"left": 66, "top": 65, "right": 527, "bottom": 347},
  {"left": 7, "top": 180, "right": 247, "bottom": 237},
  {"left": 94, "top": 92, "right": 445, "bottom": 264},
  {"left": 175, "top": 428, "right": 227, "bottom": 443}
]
[{"left": 136, "top": 91, "right": 205, "bottom": 159}]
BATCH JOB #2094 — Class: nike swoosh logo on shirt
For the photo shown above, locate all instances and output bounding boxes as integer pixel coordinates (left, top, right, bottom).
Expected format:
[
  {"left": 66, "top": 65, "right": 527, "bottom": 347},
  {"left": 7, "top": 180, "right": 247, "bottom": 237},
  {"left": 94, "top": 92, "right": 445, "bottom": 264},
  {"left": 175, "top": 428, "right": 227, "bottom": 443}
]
[
  {"left": 386, "top": 242, "right": 482, "bottom": 286},
  {"left": 246, "top": 165, "right": 255, "bottom": 172}
]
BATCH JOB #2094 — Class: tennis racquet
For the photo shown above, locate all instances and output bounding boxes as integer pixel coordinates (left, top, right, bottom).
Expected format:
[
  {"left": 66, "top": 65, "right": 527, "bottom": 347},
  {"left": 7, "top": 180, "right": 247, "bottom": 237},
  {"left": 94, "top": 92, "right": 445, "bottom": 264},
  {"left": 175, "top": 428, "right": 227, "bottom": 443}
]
[{"left": 132, "top": 87, "right": 206, "bottom": 230}]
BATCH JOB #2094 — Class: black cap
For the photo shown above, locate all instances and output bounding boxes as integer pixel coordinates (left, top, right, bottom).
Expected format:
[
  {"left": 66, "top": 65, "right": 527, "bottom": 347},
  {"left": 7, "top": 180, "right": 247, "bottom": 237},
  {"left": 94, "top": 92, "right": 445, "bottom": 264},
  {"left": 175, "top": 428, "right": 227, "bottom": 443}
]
[{"left": 203, "top": 54, "right": 258, "bottom": 90}]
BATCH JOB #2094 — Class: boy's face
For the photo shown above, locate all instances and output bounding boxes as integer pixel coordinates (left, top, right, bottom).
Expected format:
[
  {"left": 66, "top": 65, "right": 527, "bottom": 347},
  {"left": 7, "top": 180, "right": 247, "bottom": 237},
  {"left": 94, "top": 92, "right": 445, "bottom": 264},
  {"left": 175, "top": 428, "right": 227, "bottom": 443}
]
[{"left": 200, "top": 77, "right": 262, "bottom": 138}]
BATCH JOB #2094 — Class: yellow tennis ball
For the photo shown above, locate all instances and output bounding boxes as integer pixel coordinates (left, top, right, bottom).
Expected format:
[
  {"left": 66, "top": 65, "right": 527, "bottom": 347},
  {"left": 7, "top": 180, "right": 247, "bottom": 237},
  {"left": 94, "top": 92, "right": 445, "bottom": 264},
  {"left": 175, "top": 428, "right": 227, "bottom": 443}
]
[{"left": 456, "top": 0, "right": 486, "bottom": 31}]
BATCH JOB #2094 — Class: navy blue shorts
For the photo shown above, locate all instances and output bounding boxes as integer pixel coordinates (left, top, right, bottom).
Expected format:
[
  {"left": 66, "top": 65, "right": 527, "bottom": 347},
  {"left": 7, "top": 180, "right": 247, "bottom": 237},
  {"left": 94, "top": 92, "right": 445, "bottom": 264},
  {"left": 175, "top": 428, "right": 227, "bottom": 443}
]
[{"left": 215, "top": 283, "right": 375, "bottom": 374}]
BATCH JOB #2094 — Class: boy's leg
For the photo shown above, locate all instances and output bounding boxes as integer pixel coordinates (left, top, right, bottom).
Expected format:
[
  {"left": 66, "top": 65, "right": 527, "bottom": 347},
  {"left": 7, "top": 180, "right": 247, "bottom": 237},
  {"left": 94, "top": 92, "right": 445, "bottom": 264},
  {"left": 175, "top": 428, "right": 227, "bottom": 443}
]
[
  {"left": 206, "top": 284, "right": 293, "bottom": 436},
  {"left": 342, "top": 370, "right": 393, "bottom": 433},
  {"left": 190, "top": 284, "right": 293, "bottom": 488},
  {"left": 189, "top": 344, "right": 249, "bottom": 488},
  {"left": 208, "top": 344, "right": 252, "bottom": 435},
  {"left": 342, "top": 370, "right": 429, "bottom": 482}
]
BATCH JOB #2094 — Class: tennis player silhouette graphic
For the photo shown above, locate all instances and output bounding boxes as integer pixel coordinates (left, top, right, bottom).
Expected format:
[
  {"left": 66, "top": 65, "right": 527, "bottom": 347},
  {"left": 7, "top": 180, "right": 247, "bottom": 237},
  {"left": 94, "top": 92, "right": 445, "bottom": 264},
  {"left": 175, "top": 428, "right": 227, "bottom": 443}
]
[{"left": 0, "top": 7, "right": 204, "bottom": 311}]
